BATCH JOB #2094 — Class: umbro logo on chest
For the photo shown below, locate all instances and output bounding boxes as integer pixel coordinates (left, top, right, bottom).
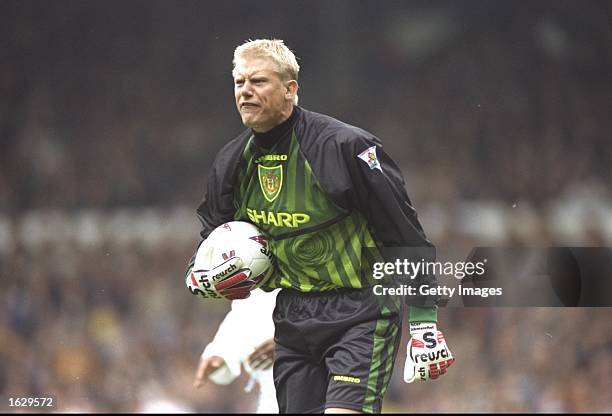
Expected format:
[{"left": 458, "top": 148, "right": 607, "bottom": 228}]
[{"left": 254, "top": 154, "right": 288, "bottom": 164}]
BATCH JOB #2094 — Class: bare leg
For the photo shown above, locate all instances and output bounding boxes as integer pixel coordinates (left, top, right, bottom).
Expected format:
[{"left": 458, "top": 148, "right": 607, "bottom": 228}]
[{"left": 325, "top": 408, "right": 360, "bottom": 414}]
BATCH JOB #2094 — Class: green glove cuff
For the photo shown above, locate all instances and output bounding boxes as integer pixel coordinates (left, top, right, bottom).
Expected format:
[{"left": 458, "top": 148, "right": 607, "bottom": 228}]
[{"left": 408, "top": 305, "right": 438, "bottom": 323}]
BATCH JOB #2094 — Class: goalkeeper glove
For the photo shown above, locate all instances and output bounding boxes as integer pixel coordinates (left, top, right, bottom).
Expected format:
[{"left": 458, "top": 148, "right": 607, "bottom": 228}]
[
  {"left": 186, "top": 256, "right": 254, "bottom": 300},
  {"left": 404, "top": 322, "right": 454, "bottom": 383}
]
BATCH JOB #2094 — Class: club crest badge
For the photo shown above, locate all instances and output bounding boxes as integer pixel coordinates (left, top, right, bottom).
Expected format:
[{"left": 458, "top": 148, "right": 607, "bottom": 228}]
[
  {"left": 358, "top": 146, "right": 382, "bottom": 172},
  {"left": 258, "top": 164, "right": 283, "bottom": 202}
]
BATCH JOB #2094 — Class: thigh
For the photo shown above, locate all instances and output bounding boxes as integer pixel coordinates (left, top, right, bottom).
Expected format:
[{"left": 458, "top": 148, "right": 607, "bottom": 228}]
[
  {"left": 273, "top": 288, "right": 403, "bottom": 413},
  {"left": 273, "top": 289, "right": 328, "bottom": 413},
  {"left": 324, "top": 295, "right": 403, "bottom": 413},
  {"left": 273, "top": 341, "right": 328, "bottom": 413}
]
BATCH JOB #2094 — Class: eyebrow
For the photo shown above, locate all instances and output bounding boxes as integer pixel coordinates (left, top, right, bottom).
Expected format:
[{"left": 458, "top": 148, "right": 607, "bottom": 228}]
[{"left": 233, "top": 68, "right": 277, "bottom": 79}]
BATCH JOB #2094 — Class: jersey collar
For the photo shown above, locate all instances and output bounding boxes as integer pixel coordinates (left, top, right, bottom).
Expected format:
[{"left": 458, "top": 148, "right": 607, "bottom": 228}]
[{"left": 253, "top": 106, "right": 300, "bottom": 149}]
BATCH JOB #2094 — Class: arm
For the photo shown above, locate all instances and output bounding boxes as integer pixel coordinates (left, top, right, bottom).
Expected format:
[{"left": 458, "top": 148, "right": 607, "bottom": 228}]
[
  {"left": 340, "top": 134, "right": 438, "bottom": 322},
  {"left": 340, "top": 134, "right": 454, "bottom": 382},
  {"left": 193, "top": 356, "right": 228, "bottom": 388},
  {"left": 195, "top": 302, "right": 244, "bottom": 386},
  {"left": 196, "top": 289, "right": 278, "bottom": 387},
  {"left": 185, "top": 133, "right": 256, "bottom": 300},
  {"left": 196, "top": 135, "right": 247, "bottom": 240},
  {"left": 185, "top": 138, "right": 241, "bottom": 294}
]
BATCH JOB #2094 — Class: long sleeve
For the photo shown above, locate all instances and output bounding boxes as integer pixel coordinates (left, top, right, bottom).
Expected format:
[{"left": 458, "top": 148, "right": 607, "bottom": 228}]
[
  {"left": 201, "top": 303, "right": 244, "bottom": 382},
  {"left": 201, "top": 289, "right": 279, "bottom": 382},
  {"left": 186, "top": 131, "right": 252, "bottom": 276},
  {"left": 341, "top": 134, "right": 439, "bottom": 322},
  {"left": 196, "top": 133, "right": 251, "bottom": 240}
]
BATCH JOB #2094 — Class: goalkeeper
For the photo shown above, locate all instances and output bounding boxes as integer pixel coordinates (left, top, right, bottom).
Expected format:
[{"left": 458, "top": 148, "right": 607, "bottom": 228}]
[{"left": 186, "top": 38, "right": 454, "bottom": 413}]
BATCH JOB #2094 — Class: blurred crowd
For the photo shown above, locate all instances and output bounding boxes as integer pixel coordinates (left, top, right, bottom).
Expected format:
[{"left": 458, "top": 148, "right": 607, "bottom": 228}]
[
  {"left": 1, "top": 0, "right": 611, "bottom": 413},
  {"left": 0, "top": 239, "right": 238, "bottom": 412},
  {"left": 1, "top": 234, "right": 610, "bottom": 412},
  {"left": 0, "top": 1, "right": 611, "bottom": 212}
]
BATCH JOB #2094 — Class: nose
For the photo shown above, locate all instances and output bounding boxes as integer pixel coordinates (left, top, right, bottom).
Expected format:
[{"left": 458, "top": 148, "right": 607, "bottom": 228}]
[{"left": 239, "top": 81, "right": 254, "bottom": 97}]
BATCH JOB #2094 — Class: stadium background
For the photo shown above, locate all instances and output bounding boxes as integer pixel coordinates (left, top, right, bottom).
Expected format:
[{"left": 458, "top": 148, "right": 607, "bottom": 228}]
[{"left": 1, "top": 0, "right": 611, "bottom": 412}]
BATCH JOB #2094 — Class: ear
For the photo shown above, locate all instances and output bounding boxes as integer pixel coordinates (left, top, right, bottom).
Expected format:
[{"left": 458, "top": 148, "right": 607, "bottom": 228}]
[{"left": 285, "top": 80, "right": 299, "bottom": 101}]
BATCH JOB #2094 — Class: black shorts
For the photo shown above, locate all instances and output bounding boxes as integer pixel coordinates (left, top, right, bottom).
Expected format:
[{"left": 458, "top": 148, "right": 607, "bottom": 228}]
[{"left": 272, "top": 287, "right": 404, "bottom": 413}]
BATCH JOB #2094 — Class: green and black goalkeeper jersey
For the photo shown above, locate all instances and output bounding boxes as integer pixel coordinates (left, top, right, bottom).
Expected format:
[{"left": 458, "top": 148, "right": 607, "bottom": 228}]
[{"left": 197, "top": 106, "right": 437, "bottom": 322}]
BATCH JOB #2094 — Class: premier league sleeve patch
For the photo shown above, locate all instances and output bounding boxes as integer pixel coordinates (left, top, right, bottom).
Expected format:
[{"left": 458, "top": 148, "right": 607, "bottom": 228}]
[{"left": 358, "top": 146, "right": 382, "bottom": 172}]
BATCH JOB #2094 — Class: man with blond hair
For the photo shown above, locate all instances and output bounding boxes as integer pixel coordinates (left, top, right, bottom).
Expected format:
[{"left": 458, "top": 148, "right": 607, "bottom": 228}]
[{"left": 186, "top": 38, "right": 454, "bottom": 413}]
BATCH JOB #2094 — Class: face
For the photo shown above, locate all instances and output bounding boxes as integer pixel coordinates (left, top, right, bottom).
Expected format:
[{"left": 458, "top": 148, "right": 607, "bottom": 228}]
[{"left": 233, "top": 56, "right": 296, "bottom": 133}]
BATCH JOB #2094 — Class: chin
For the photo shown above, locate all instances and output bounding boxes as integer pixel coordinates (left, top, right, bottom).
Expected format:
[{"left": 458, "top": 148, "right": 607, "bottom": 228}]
[
  {"left": 242, "top": 117, "right": 266, "bottom": 131},
  {"left": 241, "top": 116, "right": 255, "bottom": 128}
]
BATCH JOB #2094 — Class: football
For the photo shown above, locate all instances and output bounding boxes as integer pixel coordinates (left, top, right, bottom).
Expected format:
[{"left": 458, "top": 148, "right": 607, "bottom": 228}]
[{"left": 193, "top": 221, "right": 275, "bottom": 298}]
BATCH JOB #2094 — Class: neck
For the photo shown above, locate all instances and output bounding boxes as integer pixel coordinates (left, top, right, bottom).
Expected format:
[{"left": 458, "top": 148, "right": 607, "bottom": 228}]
[
  {"left": 253, "top": 106, "right": 299, "bottom": 148},
  {"left": 252, "top": 105, "right": 294, "bottom": 133}
]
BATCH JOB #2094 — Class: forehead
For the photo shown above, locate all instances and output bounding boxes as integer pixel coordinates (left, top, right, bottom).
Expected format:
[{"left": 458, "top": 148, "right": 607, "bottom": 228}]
[{"left": 233, "top": 56, "right": 280, "bottom": 79}]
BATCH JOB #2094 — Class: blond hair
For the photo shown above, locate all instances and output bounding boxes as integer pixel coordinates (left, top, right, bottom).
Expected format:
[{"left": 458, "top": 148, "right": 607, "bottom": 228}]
[
  {"left": 233, "top": 39, "right": 300, "bottom": 105},
  {"left": 233, "top": 39, "right": 300, "bottom": 81}
]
